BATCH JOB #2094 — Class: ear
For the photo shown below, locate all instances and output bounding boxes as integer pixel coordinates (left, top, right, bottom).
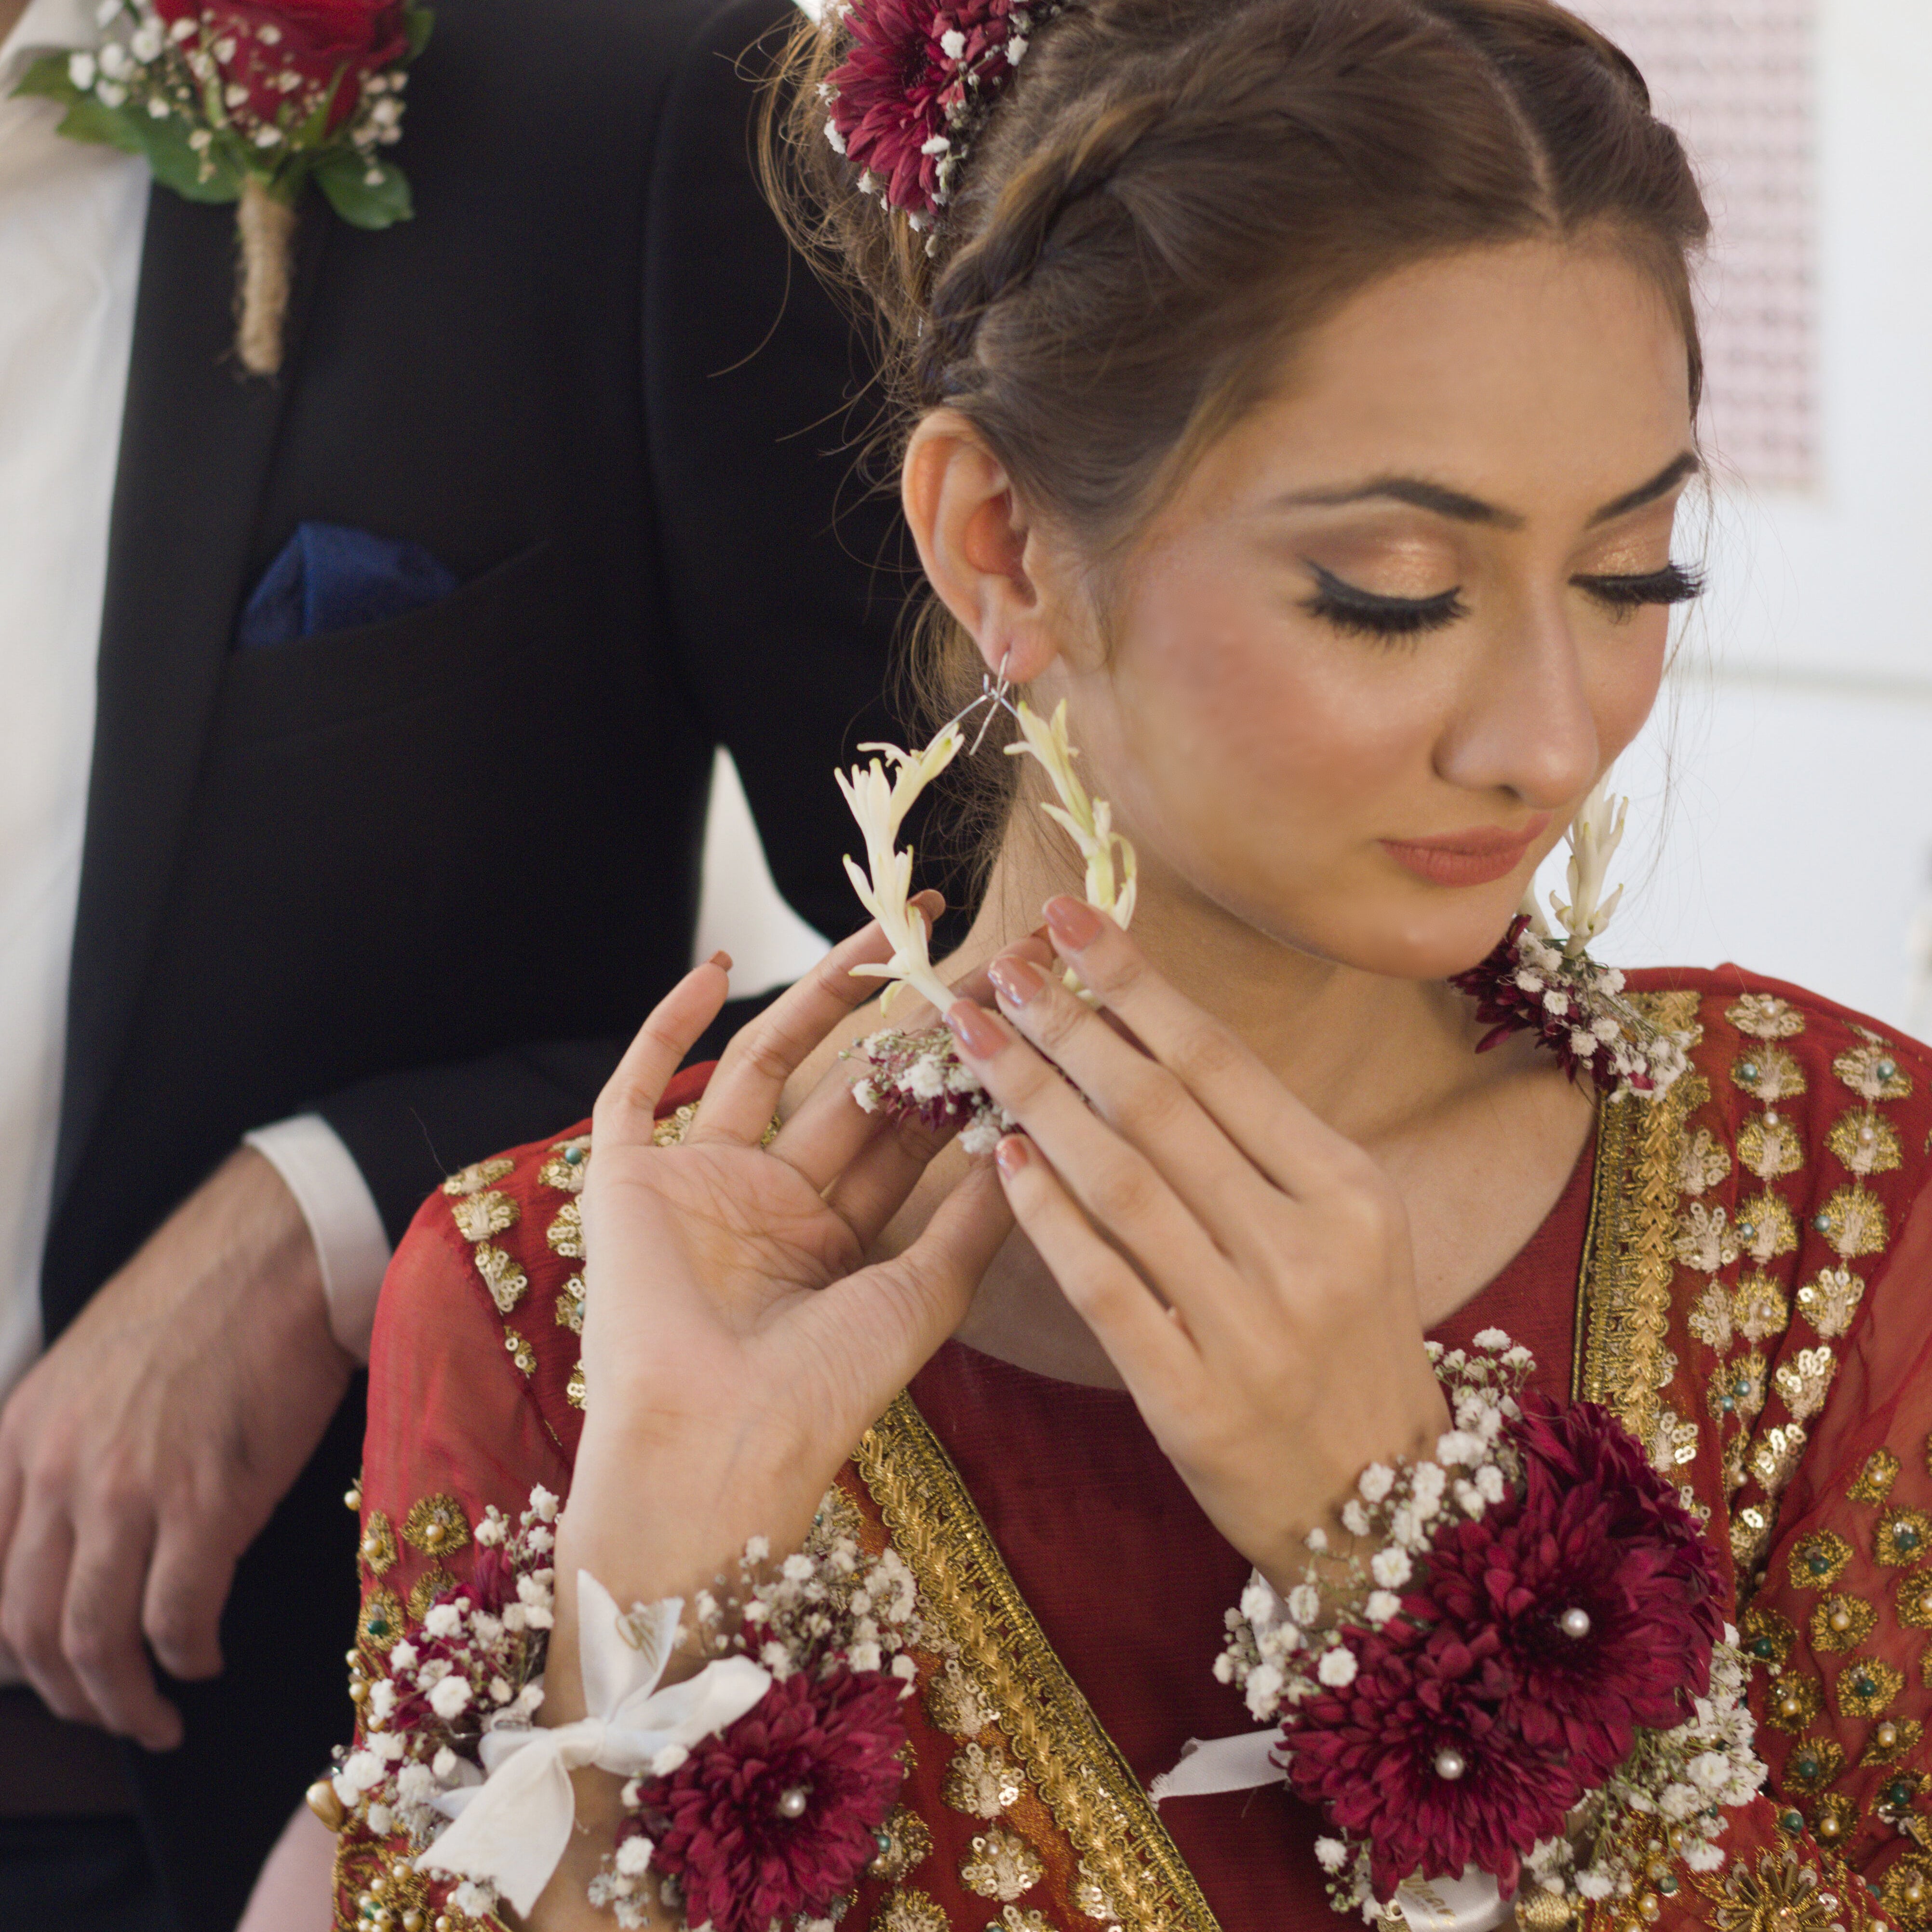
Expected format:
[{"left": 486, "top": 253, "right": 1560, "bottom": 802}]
[{"left": 902, "top": 411, "right": 1065, "bottom": 684}]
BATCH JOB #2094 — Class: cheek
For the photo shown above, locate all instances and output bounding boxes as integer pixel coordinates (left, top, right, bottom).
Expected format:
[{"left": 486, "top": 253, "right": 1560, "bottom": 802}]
[{"left": 1587, "top": 610, "right": 1672, "bottom": 762}]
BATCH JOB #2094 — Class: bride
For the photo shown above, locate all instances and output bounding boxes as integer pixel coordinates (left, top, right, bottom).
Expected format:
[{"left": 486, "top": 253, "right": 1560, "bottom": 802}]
[{"left": 311, "top": 0, "right": 1932, "bottom": 1928}]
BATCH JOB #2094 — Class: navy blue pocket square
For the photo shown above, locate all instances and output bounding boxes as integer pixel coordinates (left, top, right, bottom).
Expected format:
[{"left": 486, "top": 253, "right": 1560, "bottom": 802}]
[{"left": 237, "top": 522, "right": 459, "bottom": 651}]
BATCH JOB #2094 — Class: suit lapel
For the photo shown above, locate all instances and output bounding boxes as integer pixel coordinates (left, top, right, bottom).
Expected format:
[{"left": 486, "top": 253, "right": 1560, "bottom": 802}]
[{"left": 54, "top": 184, "right": 330, "bottom": 1213}]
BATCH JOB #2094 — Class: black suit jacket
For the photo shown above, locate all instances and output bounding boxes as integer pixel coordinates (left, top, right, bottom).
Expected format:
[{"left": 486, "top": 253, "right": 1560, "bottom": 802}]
[{"left": 36, "top": 0, "right": 933, "bottom": 1917}]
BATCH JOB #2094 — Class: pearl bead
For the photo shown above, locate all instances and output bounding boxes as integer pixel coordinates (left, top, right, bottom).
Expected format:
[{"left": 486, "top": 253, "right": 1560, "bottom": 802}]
[
  {"left": 1878, "top": 1723, "right": 1900, "bottom": 1748},
  {"left": 1829, "top": 1608, "right": 1852, "bottom": 1632},
  {"left": 1765, "top": 1110, "right": 1780, "bottom": 1126},
  {"left": 1559, "top": 1608, "right": 1592, "bottom": 1639},
  {"left": 1434, "top": 1748, "right": 1467, "bottom": 1781},
  {"left": 775, "top": 1784, "right": 810, "bottom": 1819}
]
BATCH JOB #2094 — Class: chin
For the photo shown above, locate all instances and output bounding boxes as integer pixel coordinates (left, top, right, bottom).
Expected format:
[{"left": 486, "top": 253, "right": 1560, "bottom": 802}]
[{"left": 1291, "top": 883, "right": 1525, "bottom": 983}]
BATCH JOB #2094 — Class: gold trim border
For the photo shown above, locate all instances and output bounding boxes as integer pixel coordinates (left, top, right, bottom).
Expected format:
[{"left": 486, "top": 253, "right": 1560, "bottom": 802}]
[{"left": 858, "top": 1394, "right": 1223, "bottom": 1932}]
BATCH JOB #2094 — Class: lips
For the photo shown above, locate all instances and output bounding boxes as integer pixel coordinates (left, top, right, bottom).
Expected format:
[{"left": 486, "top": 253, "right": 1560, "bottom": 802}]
[{"left": 1381, "top": 817, "right": 1549, "bottom": 888}]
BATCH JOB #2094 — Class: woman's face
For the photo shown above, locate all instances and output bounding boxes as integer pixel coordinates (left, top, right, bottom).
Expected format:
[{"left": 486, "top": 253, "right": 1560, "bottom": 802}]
[{"left": 1040, "top": 237, "right": 1698, "bottom": 980}]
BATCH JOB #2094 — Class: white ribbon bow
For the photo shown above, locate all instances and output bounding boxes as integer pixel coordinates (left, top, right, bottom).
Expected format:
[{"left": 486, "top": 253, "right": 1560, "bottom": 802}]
[{"left": 421, "top": 1571, "right": 772, "bottom": 1917}]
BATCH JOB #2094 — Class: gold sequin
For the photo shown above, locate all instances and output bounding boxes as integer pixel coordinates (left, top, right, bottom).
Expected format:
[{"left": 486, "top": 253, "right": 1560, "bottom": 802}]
[
  {"left": 1809, "top": 1593, "right": 1876, "bottom": 1653},
  {"left": 401, "top": 1494, "right": 470, "bottom": 1559},
  {"left": 960, "top": 1825, "right": 1046, "bottom": 1901},
  {"left": 442, "top": 1157, "right": 514, "bottom": 1197},
  {"left": 1864, "top": 1717, "right": 1924, "bottom": 1768},
  {"left": 1789, "top": 1531, "right": 1854, "bottom": 1590},
  {"left": 1814, "top": 1183, "right": 1891, "bottom": 1261},
  {"left": 1736, "top": 1275, "right": 1791, "bottom": 1345},
  {"left": 871, "top": 1888, "right": 949, "bottom": 1932},
  {"left": 472, "top": 1244, "right": 528, "bottom": 1314},
  {"left": 1692, "top": 1846, "right": 1837, "bottom": 1932},
  {"left": 1738, "top": 1114, "right": 1805, "bottom": 1181},
  {"left": 1766, "top": 1671, "right": 1823, "bottom": 1731},
  {"left": 1783, "top": 1737, "right": 1846, "bottom": 1791},
  {"left": 1774, "top": 1347, "right": 1837, "bottom": 1423},
  {"left": 1678, "top": 1127, "right": 1734, "bottom": 1196},
  {"left": 566, "top": 1360, "right": 586, "bottom": 1410},
  {"left": 553, "top": 1275, "right": 585, "bottom": 1334},
  {"left": 357, "top": 1585, "right": 405, "bottom": 1653},
  {"left": 1877, "top": 1507, "right": 1932, "bottom": 1567},
  {"left": 449, "top": 1189, "right": 517, "bottom": 1243},
  {"left": 1730, "top": 995, "right": 1805, "bottom": 1041},
  {"left": 1850, "top": 1449, "right": 1901, "bottom": 1504},
  {"left": 537, "top": 1136, "right": 590, "bottom": 1194},
  {"left": 1651, "top": 1403, "right": 1702, "bottom": 1471},
  {"left": 358, "top": 1510, "right": 397, "bottom": 1576},
  {"left": 1675, "top": 1201, "right": 1742, "bottom": 1275},
  {"left": 1827, "top": 1109, "right": 1901, "bottom": 1178},
  {"left": 1741, "top": 1606, "right": 1797, "bottom": 1669},
  {"left": 1797, "top": 1267, "right": 1865, "bottom": 1339},
  {"left": 1733, "top": 1044, "right": 1808, "bottom": 1104},
  {"left": 1897, "top": 1568, "right": 1932, "bottom": 1629},
  {"left": 1075, "top": 1862, "right": 1123, "bottom": 1926},
  {"left": 867, "top": 1805, "right": 933, "bottom": 1884},
  {"left": 1835, "top": 1655, "right": 1904, "bottom": 1718},
  {"left": 406, "top": 1564, "right": 460, "bottom": 1622},
  {"left": 1834, "top": 1042, "right": 1913, "bottom": 1102},
  {"left": 942, "top": 1741, "right": 1024, "bottom": 1818},
  {"left": 1732, "top": 1503, "right": 1774, "bottom": 1569},
  {"left": 653, "top": 1102, "right": 700, "bottom": 1148},
  {"left": 1690, "top": 1283, "right": 1734, "bottom": 1352},
  {"left": 546, "top": 1201, "right": 583, "bottom": 1261},
  {"left": 990, "top": 1909, "right": 1051, "bottom": 1932},
  {"left": 1752, "top": 1425, "right": 1808, "bottom": 1496},
  {"left": 1736, "top": 1191, "right": 1799, "bottom": 1265},
  {"left": 1879, "top": 1854, "right": 1932, "bottom": 1928},
  {"left": 1712, "top": 1353, "right": 1769, "bottom": 1424},
  {"left": 926, "top": 1657, "right": 1000, "bottom": 1738},
  {"left": 504, "top": 1328, "right": 536, "bottom": 1376}
]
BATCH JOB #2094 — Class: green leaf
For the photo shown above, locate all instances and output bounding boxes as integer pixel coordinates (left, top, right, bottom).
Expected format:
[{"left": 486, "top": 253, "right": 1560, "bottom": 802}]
[
  {"left": 314, "top": 153, "right": 413, "bottom": 229},
  {"left": 84, "top": 97, "right": 242, "bottom": 202},
  {"left": 404, "top": 8, "right": 434, "bottom": 61},
  {"left": 12, "top": 50, "right": 81, "bottom": 104},
  {"left": 56, "top": 96, "right": 151, "bottom": 157}
]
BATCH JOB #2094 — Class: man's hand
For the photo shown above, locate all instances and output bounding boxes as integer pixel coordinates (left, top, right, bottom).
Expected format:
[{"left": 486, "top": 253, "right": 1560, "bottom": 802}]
[{"left": 0, "top": 1148, "right": 354, "bottom": 1750}]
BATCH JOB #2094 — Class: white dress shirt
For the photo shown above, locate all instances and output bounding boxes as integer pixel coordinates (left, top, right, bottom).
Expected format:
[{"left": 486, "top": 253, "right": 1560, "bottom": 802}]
[{"left": 0, "top": 0, "right": 390, "bottom": 1394}]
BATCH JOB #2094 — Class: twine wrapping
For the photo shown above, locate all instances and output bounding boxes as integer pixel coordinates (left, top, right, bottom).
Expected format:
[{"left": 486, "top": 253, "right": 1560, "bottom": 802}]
[{"left": 235, "top": 175, "right": 298, "bottom": 376}]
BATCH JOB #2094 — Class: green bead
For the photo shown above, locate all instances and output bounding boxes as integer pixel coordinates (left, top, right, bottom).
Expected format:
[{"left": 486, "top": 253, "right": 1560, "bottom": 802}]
[
  {"left": 1855, "top": 1676, "right": 1877, "bottom": 1697},
  {"left": 368, "top": 1616, "right": 389, "bottom": 1639},
  {"left": 1878, "top": 1060, "right": 1897, "bottom": 1080},
  {"left": 1739, "top": 1221, "right": 1757, "bottom": 1238},
  {"left": 1814, "top": 1214, "right": 1832, "bottom": 1233},
  {"left": 1753, "top": 1637, "right": 1775, "bottom": 1658},
  {"left": 875, "top": 1828, "right": 892, "bottom": 1852},
  {"left": 564, "top": 1145, "right": 584, "bottom": 1165},
  {"left": 1741, "top": 1062, "right": 1760, "bottom": 1080},
  {"left": 1658, "top": 1875, "right": 1679, "bottom": 1896},
  {"left": 1809, "top": 1554, "right": 1831, "bottom": 1574},
  {"left": 1888, "top": 1782, "right": 1914, "bottom": 1807},
  {"left": 1781, "top": 1810, "right": 1805, "bottom": 1834},
  {"left": 1721, "top": 1395, "right": 1737, "bottom": 1413},
  {"left": 1796, "top": 1754, "right": 1821, "bottom": 1778}
]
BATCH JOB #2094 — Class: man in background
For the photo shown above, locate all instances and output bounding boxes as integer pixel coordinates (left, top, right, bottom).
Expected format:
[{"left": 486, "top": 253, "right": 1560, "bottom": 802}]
[{"left": 0, "top": 0, "right": 924, "bottom": 1923}]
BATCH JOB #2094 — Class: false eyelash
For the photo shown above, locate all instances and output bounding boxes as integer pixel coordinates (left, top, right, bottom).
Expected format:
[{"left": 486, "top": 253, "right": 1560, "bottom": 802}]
[
  {"left": 1571, "top": 561, "right": 1707, "bottom": 610},
  {"left": 1300, "top": 564, "right": 1468, "bottom": 641}
]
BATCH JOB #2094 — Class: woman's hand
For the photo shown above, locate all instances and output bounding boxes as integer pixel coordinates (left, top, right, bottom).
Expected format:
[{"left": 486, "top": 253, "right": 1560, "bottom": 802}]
[{"left": 948, "top": 896, "right": 1450, "bottom": 1596}]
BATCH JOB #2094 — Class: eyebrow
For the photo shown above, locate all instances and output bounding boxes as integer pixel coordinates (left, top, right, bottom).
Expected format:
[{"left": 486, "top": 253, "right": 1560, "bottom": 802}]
[{"left": 1271, "top": 450, "right": 1702, "bottom": 530}]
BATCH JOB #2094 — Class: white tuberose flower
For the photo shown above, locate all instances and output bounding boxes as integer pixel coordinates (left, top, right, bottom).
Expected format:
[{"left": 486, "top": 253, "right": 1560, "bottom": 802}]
[{"left": 1548, "top": 776, "right": 1627, "bottom": 958}]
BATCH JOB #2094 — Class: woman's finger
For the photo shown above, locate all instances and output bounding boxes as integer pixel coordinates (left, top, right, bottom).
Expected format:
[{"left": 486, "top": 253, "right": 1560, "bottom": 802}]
[
  {"left": 990, "top": 1135, "right": 1197, "bottom": 1394},
  {"left": 983, "top": 950, "right": 1280, "bottom": 1266},
  {"left": 591, "top": 954, "right": 735, "bottom": 1152},
  {"left": 689, "top": 894, "right": 943, "bottom": 1149},
  {"left": 943, "top": 998, "right": 1253, "bottom": 1348},
  {"left": 1041, "top": 897, "right": 1356, "bottom": 1197}
]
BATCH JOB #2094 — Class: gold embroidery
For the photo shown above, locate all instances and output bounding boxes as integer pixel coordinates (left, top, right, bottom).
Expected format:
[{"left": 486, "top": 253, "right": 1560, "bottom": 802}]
[
  {"left": 1736, "top": 1192, "right": 1798, "bottom": 1265},
  {"left": 1877, "top": 1508, "right": 1932, "bottom": 1567},
  {"left": 357, "top": 1585, "right": 405, "bottom": 1653},
  {"left": 1710, "top": 1353, "right": 1768, "bottom": 1424},
  {"left": 1723, "top": 1434, "right": 1749, "bottom": 1496},
  {"left": 537, "top": 1136, "right": 590, "bottom": 1193},
  {"left": 504, "top": 1328, "right": 536, "bottom": 1376},
  {"left": 546, "top": 1200, "right": 584, "bottom": 1261},
  {"left": 868, "top": 1805, "right": 933, "bottom": 1883},
  {"left": 858, "top": 1396, "right": 1219, "bottom": 1932},
  {"left": 960, "top": 1825, "right": 1046, "bottom": 1901},
  {"left": 990, "top": 1909, "right": 1051, "bottom": 1932},
  {"left": 1690, "top": 1843, "right": 1837, "bottom": 1932},
  {"left": 1733, "top": 1044, "right": 1808, "bottom": 1104},
  {"left": 926, "top": 1656, "right": 1000, "bottom": 1738},
  {"left": 1652, "top": 1403, "right": 1701, "bottom": 1471},
  {"left": 809, "top": 1483, "right": 868, "bottom": 1554},
  {"left": 653, "top": 1102, "right": 700, "bottom": 1148},
  {"left": 1738, "top": 1114, "right": 1804, "bottom": 1181},
  {"left": 406, "top": 1563, "right": 460, "bottom": 1622},
  {"left": 554, "top": 1275, "right": 585, "bottom": 1334},
  {"left": 1878, "top": 1854, "right": 1932, "bottom": 1928},
  {"left": 1774, "top": 1348, "right": 1837, "bottom": 1423},
  {"left": 1796, "top": 1267, "right": 1865, "bottom": 1339},
  {"left": 1742, "top": 1606, "right": 1797, "bottom": 1667},
  {"left": 943, "top": 1741, "right": 1024, "bottom": 1819},
  {"left": 1752, "top": 1425, "right": 1807, "bottom": 1496},
  {"left": 449, "top": 1189, "right": 517, "bottom": 1243},
  {"left": 1835, "top": 1655, "right": 1904, "bottom": 1718},
  {"left": 566, "top": 1360, "right": 586, "bottom": 1410},
  {"left": 1827, "top": 1109, "right": 1901, "bottom": 1178},
  {"left": 473, "top": 1244, "right": 528, "bottom": 1315},
  {"left": 1678, "top": 1127, "right": 1733, "bottom": 1196},
  {"left": 1834, "top": 1042, "right": 1912, "bottom": 1102},
  {"left": 1782, "top": 1738, "right": 1846, "bottom": 1791},
  {"left": 400, "top": 1493, "right": 470, "bottom": 1559},
  {"left": 1810, "top": 1790, "right": 1858, "bottom": 1848},
  {"left": 1898, "top": 1569, "right": 1932, "bottom": 1629},
  {"left": 358, "top": 1510, "right": 397, "bottom": 1576},
  {"left": 1729, "top": 995, "right": 1805, "bottom": 1040},
  {"left": 1675, "top": 1201, "right": 1742, "bottom": 1275},
  {"left": 1732, "top": 1504, "right": 1774, "bottom": 1569},
  {"left": 1813, "top": 1183, "right": 1891, "bottom": 1261},
  {"left": 442, "top": 1157, "right": 514, "bottom": 1197},
  {"left": 1689, "top": 1281, "right": 1733, "bottom": 1351},
  {"left": 1808, "top": 1593, "right": 1876, "bottom": 1652},
  {"left": 1864, "top": 1717, "right": 1924, "bottom": 1768},
  {"left": 1788, "top": 1532, "right": 1853, "bottom": 1590},
  {"left": 1735, "top": 1276, "right": 1790, "bottom": 1343},
  {"left": 1850, "top": 1449, "right": 1901, "bottom": 1504},
  {"left": 871, "top": 1888, "right": 949, "bottom": 1932}
]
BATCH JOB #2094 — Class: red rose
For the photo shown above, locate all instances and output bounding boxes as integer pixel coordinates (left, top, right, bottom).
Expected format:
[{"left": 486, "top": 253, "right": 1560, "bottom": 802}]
[{"left": 153, "top": 0, "right": 409, "bottom": 134}]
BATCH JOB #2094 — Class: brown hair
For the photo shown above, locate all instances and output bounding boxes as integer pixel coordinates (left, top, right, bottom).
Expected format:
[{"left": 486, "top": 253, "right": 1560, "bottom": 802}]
[{"left": 763, "top": 0, "right": 1710, "bottom": 879}]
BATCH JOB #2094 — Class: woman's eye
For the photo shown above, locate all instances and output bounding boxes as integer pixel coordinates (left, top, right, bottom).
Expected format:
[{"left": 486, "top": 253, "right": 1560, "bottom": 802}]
[
  {"left": 1300, "top": 563, "right": 1467, "bottom": 641},
  {"left": 1571, "top": 561, "right": 1706, "bottom": 614}
]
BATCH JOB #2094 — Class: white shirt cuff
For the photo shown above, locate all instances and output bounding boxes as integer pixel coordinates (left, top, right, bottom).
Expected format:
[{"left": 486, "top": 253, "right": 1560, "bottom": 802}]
[{"left": 245, "top": 1114, "right": 393, "bottom": 1364}]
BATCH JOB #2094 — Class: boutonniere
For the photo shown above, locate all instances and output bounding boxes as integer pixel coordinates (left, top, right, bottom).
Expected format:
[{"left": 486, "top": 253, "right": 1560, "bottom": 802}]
[{"left": 13, "top": 0, "right": 431, "bottom": 375}]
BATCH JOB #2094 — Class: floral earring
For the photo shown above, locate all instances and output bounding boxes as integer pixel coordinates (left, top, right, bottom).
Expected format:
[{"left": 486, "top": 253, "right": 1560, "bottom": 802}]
[{"left": 1450, "top": 779, "right": 1689, "bottom": 1101}]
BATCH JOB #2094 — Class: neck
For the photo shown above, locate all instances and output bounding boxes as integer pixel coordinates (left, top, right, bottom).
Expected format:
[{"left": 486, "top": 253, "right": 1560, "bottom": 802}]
[{"left": 0, "top": 0, "right": 31, "bottom": 49}]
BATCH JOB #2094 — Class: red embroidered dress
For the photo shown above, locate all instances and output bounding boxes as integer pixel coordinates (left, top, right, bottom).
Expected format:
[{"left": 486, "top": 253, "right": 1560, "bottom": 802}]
[{"left": 332, "top": 970, "right": 1932, "bottom": 1932}]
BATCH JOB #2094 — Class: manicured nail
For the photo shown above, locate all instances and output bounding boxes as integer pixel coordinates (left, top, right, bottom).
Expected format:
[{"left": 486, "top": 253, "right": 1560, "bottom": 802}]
[
  {"left": 912, "top": 888, "right": 946, "bottom": 931},
  {"left": 994, "top": 1134, "right": 1030, "bottom": 1178},
  {"left": 1044, "top": 896, "right": 1103, "bottom": 949},
  {"left": 707, "top": 950, "right": 733, "bottom": 972},
  {"left": 987, "top": 956, "right": 1046, "bottom": 1007},
  {"left": 945, "top": 999, "right": 1006, "bottom": 1059}
]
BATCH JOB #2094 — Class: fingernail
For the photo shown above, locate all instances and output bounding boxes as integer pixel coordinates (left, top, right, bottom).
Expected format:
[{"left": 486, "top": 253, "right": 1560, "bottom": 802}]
[
  {"left": 707, "top": 950, "right": 733, "bottom": 972},
  {"left": 987, "top": 956, "right": 1046, "bottom": 1007},
  {"left": 994, "top": 1134, "right": 1030, "bottom": 1178},
  {"left": 945, "top": 999, "right": 1006, "bottom": 1059},
  {"left": 1044, "top": 896, "right": 1103, "bottom": 949},
  {"left": 912, "top": 888, "right": 946, "bottom": 931}
]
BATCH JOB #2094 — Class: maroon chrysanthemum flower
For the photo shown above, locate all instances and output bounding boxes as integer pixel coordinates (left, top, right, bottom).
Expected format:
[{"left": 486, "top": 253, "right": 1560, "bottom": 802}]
[
  {"left": 638, "top": 1667, "right": 908, "bottom": 1932},
  {"left": 826, "top": 0, "right": 1030, "bottom": 216}
]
